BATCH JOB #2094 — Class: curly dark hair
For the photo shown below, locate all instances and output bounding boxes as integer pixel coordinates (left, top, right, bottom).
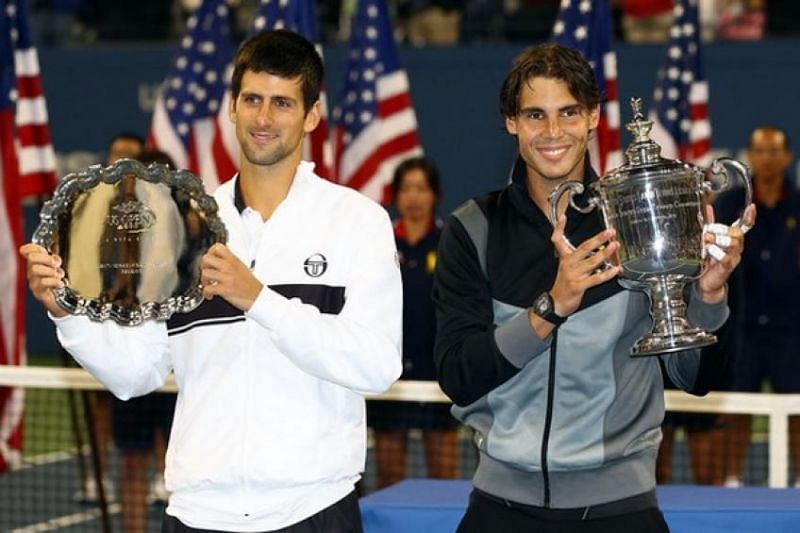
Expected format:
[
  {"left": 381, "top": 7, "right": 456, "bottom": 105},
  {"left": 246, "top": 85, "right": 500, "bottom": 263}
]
[{"left": 499, "top": 42, "right": 603, "bottom": 119}]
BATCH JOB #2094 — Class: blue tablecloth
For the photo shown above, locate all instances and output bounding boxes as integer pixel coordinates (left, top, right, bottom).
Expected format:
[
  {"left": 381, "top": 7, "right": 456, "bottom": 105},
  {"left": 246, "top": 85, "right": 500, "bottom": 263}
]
[{"left": 360, "top": 479, "right": 800, "bottom": 533}]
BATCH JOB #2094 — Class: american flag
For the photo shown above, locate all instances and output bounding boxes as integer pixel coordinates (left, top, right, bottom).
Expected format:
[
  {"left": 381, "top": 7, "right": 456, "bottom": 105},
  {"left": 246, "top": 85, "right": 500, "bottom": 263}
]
[
  {"left": 246, "top": 0, "right": 333, "bottom": 180},
  {"left": 649, "top": 0, "right": 711, "bottom": 165},
  {"left": 332, "top": 0, "right": 423, "bottom": 203},
  {"left": 149, "top": 0, "right": 235, "bottom": 190},
  {"left": 552, "top": 0, "right": 622, "bottom": 175},
  {"left": 1, "top": 0, "right": 56, "bottom": 472}
]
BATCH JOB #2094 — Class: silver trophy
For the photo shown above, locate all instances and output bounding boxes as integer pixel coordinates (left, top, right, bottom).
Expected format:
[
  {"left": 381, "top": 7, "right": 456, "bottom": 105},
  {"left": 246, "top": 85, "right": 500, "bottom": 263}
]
[
  {"left": 33, "top": 159, "right": 227, "bottom": 326},
  {"left": 548, "top": 98, "right": 752, "bottom": 356}
]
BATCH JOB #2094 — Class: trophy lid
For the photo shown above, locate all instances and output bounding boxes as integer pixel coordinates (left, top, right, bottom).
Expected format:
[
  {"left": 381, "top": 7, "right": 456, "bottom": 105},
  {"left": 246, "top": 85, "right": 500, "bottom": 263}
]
[
  {"left": 602, "top": 97, "right": 694, "bottom": 185},
  {"left": 624, "top": 97, "right": 663, "bottom": 166}
]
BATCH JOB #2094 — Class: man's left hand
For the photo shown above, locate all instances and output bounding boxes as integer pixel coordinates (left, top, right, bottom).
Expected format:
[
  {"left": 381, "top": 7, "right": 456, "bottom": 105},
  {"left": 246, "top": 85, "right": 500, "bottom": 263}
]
[
  {"left": 200, "top": 243, "right": 263, "bottom": 311},
  {"left": 697, "top": 203, "right": 757, "bottom": 303}
]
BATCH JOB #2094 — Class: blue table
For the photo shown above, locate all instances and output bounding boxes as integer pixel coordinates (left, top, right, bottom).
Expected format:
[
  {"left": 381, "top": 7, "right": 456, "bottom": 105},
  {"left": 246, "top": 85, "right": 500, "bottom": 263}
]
[{"left": 360, "top": 479, "right": 800, "bottom": 532}]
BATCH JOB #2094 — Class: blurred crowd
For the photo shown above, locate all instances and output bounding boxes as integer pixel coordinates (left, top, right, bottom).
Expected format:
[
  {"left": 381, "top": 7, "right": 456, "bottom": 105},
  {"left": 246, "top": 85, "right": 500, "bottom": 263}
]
[{"left": 29, "top": 0, "right": 800, "bottom": 48}]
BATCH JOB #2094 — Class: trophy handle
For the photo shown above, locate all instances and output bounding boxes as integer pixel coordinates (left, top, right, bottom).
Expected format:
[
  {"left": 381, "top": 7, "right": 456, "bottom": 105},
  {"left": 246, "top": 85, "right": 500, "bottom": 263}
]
[
  {"left": 703, "top": 157, "right": 754, "bottom": 231},
  {"left": 547, "top": 180, "right": 613, "bottom": 270}
]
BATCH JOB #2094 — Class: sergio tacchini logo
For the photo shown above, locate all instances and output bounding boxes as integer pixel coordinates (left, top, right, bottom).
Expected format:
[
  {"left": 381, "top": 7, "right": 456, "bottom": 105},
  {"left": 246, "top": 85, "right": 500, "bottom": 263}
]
[{"left": 304, "top": 253, "right": 328, "bottom": 277}]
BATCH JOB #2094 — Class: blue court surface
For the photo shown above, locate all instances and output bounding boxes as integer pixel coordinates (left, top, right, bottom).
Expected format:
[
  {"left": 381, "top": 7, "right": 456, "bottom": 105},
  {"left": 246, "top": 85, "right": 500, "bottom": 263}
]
[{"left": 360, "top": 479, "right": 800, "bottom": 533}]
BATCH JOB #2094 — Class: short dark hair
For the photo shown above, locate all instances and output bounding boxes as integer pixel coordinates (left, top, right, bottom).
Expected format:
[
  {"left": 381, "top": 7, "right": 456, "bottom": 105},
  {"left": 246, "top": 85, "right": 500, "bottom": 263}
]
[
  {"left": 230, "top": 29, "right": 323, "bottom": 113},
  {"left": 138, "top": 149, "right": 176, "bottom": 168},
  {"left": 109, "top": 132, "right": 145, "bottom": 148},
  {"left": 499, "top": 42, "right": 602, "bottom": 119},
  {"left": 391, "top": 156, "right": 442, "bottom": 207},
  {"left": 749, "top": 125, "right": 792, "bottom": 151}
]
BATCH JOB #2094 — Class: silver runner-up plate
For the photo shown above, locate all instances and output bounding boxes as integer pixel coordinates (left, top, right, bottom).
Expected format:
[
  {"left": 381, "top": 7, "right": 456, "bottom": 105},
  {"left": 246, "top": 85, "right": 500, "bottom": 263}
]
[{"left": 33, "top": 159, "right": 227, "bottom": 326}]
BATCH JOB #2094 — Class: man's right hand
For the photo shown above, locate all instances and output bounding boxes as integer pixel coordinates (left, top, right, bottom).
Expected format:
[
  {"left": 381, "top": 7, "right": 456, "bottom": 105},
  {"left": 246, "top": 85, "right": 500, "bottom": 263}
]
[
  {"left": 19, "top": 243, "right": 68, "bottom": 318},
  {"left": 549, "top": 215, "right": 622, "bottom": 318}
]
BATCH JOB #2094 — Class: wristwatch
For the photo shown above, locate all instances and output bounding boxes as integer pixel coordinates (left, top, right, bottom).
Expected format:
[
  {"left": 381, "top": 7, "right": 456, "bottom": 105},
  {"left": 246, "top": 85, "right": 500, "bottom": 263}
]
[{"left": 531, "top": 292, "right": 567, "bottom": 326}]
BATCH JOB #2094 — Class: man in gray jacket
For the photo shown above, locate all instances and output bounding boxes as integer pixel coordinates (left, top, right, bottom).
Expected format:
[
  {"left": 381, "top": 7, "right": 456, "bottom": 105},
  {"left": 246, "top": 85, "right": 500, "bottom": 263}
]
[{"left": 433, "top": 42, "right": 755, "bottom": 532}]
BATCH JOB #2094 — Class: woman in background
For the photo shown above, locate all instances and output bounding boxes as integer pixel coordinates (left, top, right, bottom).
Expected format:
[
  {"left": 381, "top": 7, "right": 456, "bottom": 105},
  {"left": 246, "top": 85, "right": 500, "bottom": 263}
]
[{"left": 368, "top": 156, "right": 460, "bottom": 488}]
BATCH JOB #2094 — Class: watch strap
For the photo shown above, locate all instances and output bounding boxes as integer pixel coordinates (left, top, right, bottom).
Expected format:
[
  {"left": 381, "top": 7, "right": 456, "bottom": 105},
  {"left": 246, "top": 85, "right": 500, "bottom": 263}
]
[{"left": 532, "top": 292, "right": 567, "bottom": 326}]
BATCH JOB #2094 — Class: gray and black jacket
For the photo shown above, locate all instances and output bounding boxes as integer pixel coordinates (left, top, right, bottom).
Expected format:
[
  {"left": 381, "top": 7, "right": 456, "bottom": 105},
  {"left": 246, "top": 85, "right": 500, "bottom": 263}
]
[{"left": 433, "top": 160, "right": 729, "bottom": 509}]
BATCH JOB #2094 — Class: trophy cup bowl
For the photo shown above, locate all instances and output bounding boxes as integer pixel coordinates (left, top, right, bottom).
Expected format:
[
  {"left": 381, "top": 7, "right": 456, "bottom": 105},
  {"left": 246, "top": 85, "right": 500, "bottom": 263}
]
[
  {"left": 33, "top": 159, "right": 227, "bottom": 326},
  {"left": 548, "top": 98, "right": 752, "bottom": 356}
]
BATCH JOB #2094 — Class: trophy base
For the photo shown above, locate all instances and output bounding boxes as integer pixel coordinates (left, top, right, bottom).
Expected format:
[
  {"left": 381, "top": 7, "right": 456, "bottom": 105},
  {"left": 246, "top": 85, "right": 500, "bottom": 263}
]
[
  {"left": 631, "top": 328, "right": 717, "bottom": 357},
  {"left": 629, "top": 276, "right": 719, "bottom": 357}
]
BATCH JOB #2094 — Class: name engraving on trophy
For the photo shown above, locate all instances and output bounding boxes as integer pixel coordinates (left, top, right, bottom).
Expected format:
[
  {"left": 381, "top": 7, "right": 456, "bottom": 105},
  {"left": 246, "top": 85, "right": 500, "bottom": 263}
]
[
  {"left": 610, "top": 183, "right": 699, "bottom": 226},
  {"left": 613, "top": 200, "right": 698, "bottom": 224},
  {"left": 106, "top": 235, "right": 144, "bottom": 244},
  {"left": 99, "top": 261, "right": 171, "bottom": 275},
  {"left": 106, "top": 201, "right": 156, "bottom": 234}
]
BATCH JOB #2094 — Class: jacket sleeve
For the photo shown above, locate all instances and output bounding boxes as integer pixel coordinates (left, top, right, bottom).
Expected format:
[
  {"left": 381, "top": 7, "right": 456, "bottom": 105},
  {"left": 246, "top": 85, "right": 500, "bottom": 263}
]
[
  {"left": 433, "top": 212, "right": 550, "bottom": 407},
  {"left": 54, "top": 314, "right": 172, "bottom": 400},
  {"left": 246, "top": 203, "right": 402, "bottom": 396}
]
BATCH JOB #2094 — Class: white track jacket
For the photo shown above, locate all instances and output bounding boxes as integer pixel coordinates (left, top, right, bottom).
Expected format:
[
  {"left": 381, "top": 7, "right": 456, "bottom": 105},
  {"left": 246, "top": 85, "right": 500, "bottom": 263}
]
[{"left": 53, "top": 162, "right": 403, "bottom": 531}]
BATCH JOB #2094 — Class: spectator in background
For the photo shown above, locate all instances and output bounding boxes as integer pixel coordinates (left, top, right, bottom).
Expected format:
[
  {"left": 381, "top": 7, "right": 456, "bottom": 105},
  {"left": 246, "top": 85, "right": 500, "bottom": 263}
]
[
  {"left": 368, "top": 156, "right": 459, "bottom": 488},
  {"left": 716, "top": 0, "right": 764, "bottom": 40},
  {"left": 397, "top": 0, "right": 464, "bottom": 45},
  {"left": 618, "top": 0, "right": 673, "bottom": 43},
  {"left": 112, "top": 149, "right": 179, "bottom": 533},
  {"left": 107, "top": 132, "right": 145, "bottom": 164},
  {"left": 715, "top": 125, "right": 800, "bottom": 488}
]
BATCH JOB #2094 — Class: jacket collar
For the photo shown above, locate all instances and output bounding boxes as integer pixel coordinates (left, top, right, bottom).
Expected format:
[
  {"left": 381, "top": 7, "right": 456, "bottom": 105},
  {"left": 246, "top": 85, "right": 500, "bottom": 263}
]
[
  {"left": 507, "top": 153, "right": 599, "bottom": 223},
  {"left": 230, "top": 161, "right": 317, "bottom": 215}
]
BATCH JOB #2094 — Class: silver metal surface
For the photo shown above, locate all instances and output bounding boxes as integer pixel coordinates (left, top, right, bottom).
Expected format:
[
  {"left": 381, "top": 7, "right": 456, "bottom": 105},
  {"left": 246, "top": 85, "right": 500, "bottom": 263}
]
[
  {"left": 549, "top": 98, "right": 752, "bottom": 355},
  {"left": 33, "top": 159, "right": 227, "bottom": 325}
]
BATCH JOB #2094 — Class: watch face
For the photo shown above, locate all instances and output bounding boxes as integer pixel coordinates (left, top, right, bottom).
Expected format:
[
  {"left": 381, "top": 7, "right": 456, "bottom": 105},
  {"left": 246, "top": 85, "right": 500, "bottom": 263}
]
[{"left": 535, "top": 294, "right": 551, "bottom": 315}]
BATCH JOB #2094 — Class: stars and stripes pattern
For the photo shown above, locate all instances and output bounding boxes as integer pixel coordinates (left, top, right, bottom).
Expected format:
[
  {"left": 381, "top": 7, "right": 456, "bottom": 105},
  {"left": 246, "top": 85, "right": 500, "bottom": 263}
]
[
  {"left": 2, "top": 0, "right": 56, "bottom": 197},
  {"left": 649, "top": 0, "right": 711, "bottom": 165},
  {"left": 1, "top": 0, "right": 56, "bottom": 472},
  {"left": 245, "top": 0, "right": 333, "bottom": 180},
  {"left": 332, "top": 0, "right": 422, "bottom": 203},
  {"left": 552, "top": 0, "right": 622, "bottom": 174},
  {"left": 149, "top": 0, "right": 235, "bottom": 191}
]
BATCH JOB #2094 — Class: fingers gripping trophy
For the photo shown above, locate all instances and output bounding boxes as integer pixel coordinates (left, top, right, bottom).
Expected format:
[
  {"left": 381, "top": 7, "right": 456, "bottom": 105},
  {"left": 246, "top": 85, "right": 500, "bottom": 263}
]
[{"left": 549, "top": 98, "right": 752, "bottom": 356}]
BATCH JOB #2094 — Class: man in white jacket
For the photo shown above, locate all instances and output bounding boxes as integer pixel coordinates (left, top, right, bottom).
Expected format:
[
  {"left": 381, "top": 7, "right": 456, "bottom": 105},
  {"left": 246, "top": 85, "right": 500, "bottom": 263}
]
[{"left": 21, "top": 30, "right": 402, "bottom": 533}]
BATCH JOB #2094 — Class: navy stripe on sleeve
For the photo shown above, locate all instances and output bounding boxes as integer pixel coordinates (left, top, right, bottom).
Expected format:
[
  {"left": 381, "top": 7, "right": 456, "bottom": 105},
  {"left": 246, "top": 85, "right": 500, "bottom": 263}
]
[{"left": 167, "top": 284, "right": 345, "bottom": 336}]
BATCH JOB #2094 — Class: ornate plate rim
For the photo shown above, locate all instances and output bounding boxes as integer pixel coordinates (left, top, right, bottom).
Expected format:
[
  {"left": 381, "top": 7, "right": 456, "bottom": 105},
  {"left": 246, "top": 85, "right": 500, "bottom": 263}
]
[{"left": 32, "top": 159, "right": 227, "bottom": 326}]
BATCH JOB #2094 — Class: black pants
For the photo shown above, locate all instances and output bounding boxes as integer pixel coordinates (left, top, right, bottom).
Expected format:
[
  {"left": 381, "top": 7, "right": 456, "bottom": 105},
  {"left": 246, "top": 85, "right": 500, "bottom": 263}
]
[
  {"left": 161, "top": 490, "right": 363, "bottom": 533},
  {"left": 457, "top": 489, "right": 670, "bottom": 533}
]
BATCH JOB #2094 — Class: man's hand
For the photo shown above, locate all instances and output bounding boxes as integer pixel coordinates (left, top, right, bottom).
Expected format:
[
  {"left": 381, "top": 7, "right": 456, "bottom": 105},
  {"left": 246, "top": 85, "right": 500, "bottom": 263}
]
[
  {"left": 697, "top": 203, "right": 757, "bottom": 303},
  {"left": 200, "top": 243, "right": 263, "bottom": 311},
  {"left": 549, "top": 215, "right": 622, "bottom": 317},
  {"left": 19, "top": 243, "right": 68, "bottom": 318}
]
